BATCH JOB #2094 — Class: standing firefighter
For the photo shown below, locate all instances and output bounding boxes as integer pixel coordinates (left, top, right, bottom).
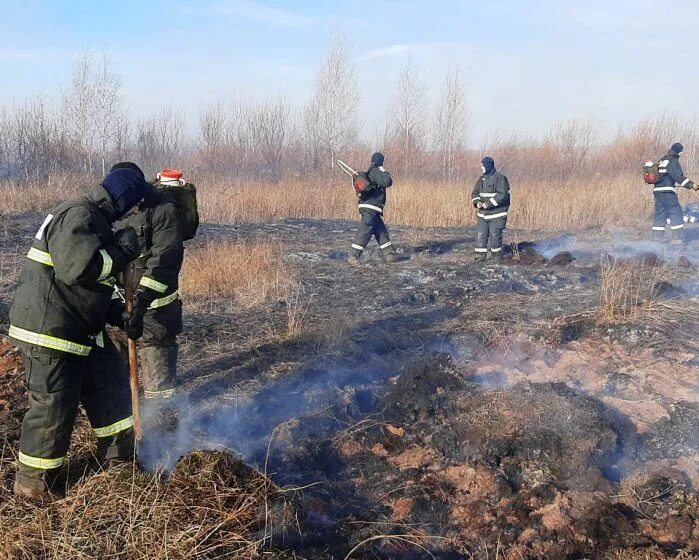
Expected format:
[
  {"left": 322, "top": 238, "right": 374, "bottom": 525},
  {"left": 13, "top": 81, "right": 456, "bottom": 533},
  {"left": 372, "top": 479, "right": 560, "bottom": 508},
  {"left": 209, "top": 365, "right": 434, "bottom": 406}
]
[
  {"left": 118, "top": 166, "right": 187, "bottom": 411},
  {"left": 650, "top": 143, "right": 698, "bottom": 243},
  {"left": 348, "top": 152, "right": 398, "bottom": 265},
  {"left": 471, "top": 156, "right": 510, "bottom": 262},
  {"left": 9, "top": 168, "right": 148, "bottom": 499}
]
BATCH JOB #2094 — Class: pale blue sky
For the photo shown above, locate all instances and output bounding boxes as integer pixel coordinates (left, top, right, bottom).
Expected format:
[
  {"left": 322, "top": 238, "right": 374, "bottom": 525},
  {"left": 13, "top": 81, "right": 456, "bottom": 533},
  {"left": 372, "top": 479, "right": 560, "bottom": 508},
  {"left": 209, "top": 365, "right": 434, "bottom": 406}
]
[{"left": 1, "top": 0, "right": 698, "bottom": 142}]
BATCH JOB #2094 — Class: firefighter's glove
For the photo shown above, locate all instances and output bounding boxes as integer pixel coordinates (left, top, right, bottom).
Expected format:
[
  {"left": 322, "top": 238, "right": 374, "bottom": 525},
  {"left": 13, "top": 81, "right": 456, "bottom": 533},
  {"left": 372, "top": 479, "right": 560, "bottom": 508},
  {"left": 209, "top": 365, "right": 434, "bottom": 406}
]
[
  {"left": 114, "top": 226, "right": 140, "bottom": 262},
  {"left": 123, "top": 303, "right": 147, "bottom": 340}
]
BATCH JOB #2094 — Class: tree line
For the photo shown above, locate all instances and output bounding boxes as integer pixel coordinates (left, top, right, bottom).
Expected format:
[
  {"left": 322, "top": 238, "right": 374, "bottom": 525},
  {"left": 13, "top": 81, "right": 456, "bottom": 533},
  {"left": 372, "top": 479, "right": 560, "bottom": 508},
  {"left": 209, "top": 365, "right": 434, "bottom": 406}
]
[{"left": 1, "top": 34, "right": 696, "bottom": 185}]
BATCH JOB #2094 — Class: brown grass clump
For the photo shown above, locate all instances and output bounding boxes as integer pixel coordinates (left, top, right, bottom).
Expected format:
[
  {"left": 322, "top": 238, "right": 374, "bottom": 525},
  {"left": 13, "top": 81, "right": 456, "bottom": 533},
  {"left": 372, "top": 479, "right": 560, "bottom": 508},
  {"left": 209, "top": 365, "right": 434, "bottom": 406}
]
[
  {"left": 180, "top": 241, "right": 295, "bottom": 307},
  {"left": 598, "top": 256, "right": 666, "bottom": 323},
  {"left": 0, "top": 450, "right": 292, "bottom": 560}
]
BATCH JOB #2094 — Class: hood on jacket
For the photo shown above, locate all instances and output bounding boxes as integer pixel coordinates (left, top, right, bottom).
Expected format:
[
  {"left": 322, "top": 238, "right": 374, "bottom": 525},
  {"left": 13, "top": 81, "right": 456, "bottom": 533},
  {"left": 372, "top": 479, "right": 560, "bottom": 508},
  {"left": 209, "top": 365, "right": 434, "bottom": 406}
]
[{"left": 481, "top": 156, "right": 496, "bottom": 175}]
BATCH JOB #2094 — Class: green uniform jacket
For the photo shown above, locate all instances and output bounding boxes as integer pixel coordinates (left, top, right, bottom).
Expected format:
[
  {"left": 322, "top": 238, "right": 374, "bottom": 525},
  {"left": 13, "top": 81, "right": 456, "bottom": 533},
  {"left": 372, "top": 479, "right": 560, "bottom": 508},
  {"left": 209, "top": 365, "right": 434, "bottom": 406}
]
[
  {"left": 9, "top": 187, "right": 132, "bottom": 357},
  {"left": 125, "top": 188, "right": 184, "bottom": 311},
  {"left": 471, "top": 171, "right": 511, "bottom": 220}
]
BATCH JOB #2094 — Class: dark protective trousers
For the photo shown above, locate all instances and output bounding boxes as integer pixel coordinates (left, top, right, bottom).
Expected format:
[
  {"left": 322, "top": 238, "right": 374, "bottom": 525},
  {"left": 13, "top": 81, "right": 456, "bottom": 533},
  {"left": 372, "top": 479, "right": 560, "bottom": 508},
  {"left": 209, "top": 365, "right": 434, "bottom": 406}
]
[
  {"left": 475, "top": 216, "right": 507, "bottom": 255},
  {"left": 140, "top": 299, "right": 183, "bottom": 400},
  {"left": 351, "top": 210, "right": 394, "bottom": 256},
  {"left": 17, "top": 336, "right": 134, "bottom": 487},
  {"left": 652, "top": 191, "right": 685, "bottom": 240}
]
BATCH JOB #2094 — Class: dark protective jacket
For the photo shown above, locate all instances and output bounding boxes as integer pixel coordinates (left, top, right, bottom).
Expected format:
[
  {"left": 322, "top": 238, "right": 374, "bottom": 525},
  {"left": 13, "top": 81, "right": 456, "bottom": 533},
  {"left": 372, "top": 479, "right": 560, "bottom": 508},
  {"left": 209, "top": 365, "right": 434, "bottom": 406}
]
[
  {"left": 357, "top": 165, "right": 393, "bottom": 214},
  {"left": 471, "top": 171, "right": 511, "bottom": 220},
  {"left": 655, "top": 152, "right": 695, "bottom": 192},
  {"left": 9, "top": 186, "right": 133, "bottom": 356},
  {"left": 124, "top": 188, "right": 184, "bottom": 311}
]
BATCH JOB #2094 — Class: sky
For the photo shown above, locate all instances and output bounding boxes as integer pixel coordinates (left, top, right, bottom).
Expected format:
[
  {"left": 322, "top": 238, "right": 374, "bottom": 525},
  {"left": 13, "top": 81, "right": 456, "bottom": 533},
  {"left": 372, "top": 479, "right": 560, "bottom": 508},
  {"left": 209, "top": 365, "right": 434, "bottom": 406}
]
[{"left": 1, "top": 0, "right": 698, "bottom": 144}]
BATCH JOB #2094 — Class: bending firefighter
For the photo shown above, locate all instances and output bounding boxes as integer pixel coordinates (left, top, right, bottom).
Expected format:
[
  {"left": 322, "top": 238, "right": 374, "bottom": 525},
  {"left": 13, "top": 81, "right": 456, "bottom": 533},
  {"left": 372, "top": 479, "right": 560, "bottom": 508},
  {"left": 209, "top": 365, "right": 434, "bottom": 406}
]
[
  {"left": 9, "top": 167, "right": 148, "bottom": 499},
  {"left": 349, "top": 152, "right": 398, "bottom": 265},
  {"left": 650, "top": 142, "right": 698, "bottom": 243},
  {"left": 118, "top": 165, "right": 186, "bottom": 407},
  {"left": 471, "top": 156, "right": 510, "bottom": 262}
]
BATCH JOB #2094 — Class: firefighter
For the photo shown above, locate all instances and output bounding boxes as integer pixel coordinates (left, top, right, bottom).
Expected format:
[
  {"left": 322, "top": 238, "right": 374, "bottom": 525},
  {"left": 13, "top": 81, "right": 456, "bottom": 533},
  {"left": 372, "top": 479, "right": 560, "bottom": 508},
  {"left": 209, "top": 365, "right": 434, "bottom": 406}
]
[
  {"left": 9, "top": 167, "right": 149, "bottom": 499},
  {"left": 115, "top": 164, "right": 184, "bottom": 411},
  {"left": 348, "top": 152, "right": 398, "bottom": 265},
  {"left": 651, "top": 142, "right": 698, "bottom": 243},
  {"left": 471, "top": 156, "right": 510, "bottom": 262}
]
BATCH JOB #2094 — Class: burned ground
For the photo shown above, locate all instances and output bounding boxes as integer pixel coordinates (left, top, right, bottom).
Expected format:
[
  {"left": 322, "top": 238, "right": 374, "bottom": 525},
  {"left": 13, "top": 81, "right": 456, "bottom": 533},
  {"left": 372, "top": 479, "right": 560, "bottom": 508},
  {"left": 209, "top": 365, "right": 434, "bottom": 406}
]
[{"left": 0, "top": 213, "right": 697, "bottom": 559}]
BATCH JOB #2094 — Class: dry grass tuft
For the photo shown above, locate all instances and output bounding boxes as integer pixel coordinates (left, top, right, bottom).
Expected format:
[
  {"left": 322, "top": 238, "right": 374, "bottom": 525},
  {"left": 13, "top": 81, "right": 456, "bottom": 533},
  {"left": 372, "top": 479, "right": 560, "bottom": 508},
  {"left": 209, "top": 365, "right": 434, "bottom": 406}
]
[
  {"left": 0, "top": 450, "right": 292, "bottom": 560},
  {"left": 180, "top": 241, "right": 295, "bottom": 307},
  {"left": 598, "top": 256, "right": 666, "bottom": 323}
]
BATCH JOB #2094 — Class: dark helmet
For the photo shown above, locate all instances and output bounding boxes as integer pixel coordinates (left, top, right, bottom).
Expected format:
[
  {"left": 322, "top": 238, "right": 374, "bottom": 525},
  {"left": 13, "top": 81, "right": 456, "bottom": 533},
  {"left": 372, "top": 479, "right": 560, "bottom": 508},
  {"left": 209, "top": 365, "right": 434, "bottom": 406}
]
[{"left": 371, "top": 152, "right": 385, "bottom": 167}]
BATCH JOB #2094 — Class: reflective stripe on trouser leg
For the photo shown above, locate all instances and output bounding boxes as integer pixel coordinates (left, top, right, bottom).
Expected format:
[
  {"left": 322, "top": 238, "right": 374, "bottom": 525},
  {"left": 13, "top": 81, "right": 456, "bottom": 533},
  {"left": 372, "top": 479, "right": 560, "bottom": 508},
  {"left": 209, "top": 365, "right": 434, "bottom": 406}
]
[
  {"left": 488, "top": 216, "right": 507, "bottom": 253},
  {"left": 374, "top": 215, "right": 394, "bottom": 253},
  {"left": 475, "top": 216, "right": 489, "bottom": 252},
  {"left": 80, "top": 337, "right": 135, "bottom": 463},
  {"left": 353, "top": 210, "right": 379, "bottom": 255},
  {"left": 18, "top": 351, "right": 82, "bottom": 478}
]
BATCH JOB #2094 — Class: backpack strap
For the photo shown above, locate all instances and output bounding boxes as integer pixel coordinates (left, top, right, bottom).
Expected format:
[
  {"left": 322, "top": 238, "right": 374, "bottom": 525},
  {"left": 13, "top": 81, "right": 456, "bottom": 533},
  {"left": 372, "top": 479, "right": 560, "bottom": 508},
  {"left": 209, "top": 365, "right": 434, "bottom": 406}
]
[{"left": 144, "top": 207, "right": 155, "bottom": 251}]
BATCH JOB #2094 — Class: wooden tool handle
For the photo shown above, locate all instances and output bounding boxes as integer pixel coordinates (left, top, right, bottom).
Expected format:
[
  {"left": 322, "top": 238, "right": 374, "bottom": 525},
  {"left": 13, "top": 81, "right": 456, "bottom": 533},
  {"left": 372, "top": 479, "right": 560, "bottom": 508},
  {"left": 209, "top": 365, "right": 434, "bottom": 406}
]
[{"left": 124, "top": 262, "right": 142, "bottom": 441}]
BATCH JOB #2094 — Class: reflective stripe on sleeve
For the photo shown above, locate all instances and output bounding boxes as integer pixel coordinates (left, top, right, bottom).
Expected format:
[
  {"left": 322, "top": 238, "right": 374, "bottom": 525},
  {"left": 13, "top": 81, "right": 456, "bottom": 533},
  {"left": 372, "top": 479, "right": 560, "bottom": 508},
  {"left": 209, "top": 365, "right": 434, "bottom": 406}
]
[
  {"left": 358, "top": 204, "right": 383, "bottom": 213},
  {"left": 18, "top": 451, "right": 65, "bottom": 470},
  {"left": 681, "top": 178, "right": 691, "bottom": 187},
  {"left": 471, "top": 197, "right": 480, "bottom": 203},
  {"left": 477, "top": 211, "right": 509, "bottom": 220},
  {"left": 351, "top": 244, "right": 364, "bottom": 251},
  {"left": 490, "top": 198, "right": 499, "bottom": 207},
  {"left": 149, "top": 291, "right": 179, "bottom": 310},
  {"left": 9, "top": 325, "right": 92, "bottom": 356},
  {"left": 139, "top": 276, "right": 168, "bottom": 293},
  {"left": 144, "top": 388, "right": 177, "bottom": 399},
  {"left": 93, "top": 416, "right": 134, "bottom": 438},
  {"left": 97, "top": 249, "right": 113, "bottom": 281},
  {"left": 27, "top": 247, "right": 54, "bottom": 266}
]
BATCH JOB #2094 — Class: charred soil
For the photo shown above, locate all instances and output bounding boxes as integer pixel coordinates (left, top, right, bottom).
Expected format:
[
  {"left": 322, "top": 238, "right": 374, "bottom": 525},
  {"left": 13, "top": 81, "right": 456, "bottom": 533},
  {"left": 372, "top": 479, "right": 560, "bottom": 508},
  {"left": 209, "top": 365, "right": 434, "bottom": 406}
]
[{"left": 0, "top": 214, "right": 697, "bottom": 559}]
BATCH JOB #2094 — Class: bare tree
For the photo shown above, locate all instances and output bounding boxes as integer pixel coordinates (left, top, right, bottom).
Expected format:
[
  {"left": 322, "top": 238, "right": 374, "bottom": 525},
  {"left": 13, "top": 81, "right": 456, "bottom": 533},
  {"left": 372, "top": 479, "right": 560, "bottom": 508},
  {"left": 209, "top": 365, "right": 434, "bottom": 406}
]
[
  {"left": 304, "top": 32, "right": 359, "bottom": 174},
  {"left": 435, "top": 69, "right": 470, "bottom": 181},
  {"left": 545, "top": 119, "right": 598, "bottom": 178},
  {"left": 63, "top": 52, "right": 96, "bottom": 175},
  {"left": 91, "top": 52, "right": 124, "bottom": 175},
  {"left": 249, "top": 98, "right": 292, "bottom": 179},
  {"left": 136, "top": 107, "right": 184, "bottom": 173},
  {"left": 199, "top": 101, "right": 228, "bottom": 170},
  {"left": 391, "top": 60, "right": 427, "bottom": 177}
]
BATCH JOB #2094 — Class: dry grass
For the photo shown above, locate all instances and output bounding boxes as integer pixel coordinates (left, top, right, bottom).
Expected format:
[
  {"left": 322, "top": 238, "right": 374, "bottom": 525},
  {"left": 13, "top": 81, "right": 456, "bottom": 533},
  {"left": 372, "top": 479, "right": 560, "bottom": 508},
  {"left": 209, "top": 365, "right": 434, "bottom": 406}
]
[
  {"left": 0, "top": 450, "right": 291, "bottom": 560},
  {"left": 598, "top": 256, "right": 667, "bottom": 323},
  {"left": 3, "top": 173, "right": 696, "bottom": 231},
  {"left": 180, "top": 241, "right": 295, "bottom": 308}
]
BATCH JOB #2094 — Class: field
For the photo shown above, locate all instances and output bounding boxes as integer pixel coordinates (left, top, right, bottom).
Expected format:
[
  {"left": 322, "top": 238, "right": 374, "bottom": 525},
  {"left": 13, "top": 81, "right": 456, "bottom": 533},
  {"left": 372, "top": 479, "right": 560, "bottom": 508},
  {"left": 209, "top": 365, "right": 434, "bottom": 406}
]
[{"left": 0, "top": 178, "right": 698, "bottom": 559}]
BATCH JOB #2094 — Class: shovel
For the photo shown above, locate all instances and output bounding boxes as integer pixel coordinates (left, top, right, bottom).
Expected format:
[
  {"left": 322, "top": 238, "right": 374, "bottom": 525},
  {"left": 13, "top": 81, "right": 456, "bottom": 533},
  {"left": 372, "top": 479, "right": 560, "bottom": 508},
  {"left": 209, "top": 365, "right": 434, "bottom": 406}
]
[{"left": 124, "top": 262, "right": 142, "bottom": 442}]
